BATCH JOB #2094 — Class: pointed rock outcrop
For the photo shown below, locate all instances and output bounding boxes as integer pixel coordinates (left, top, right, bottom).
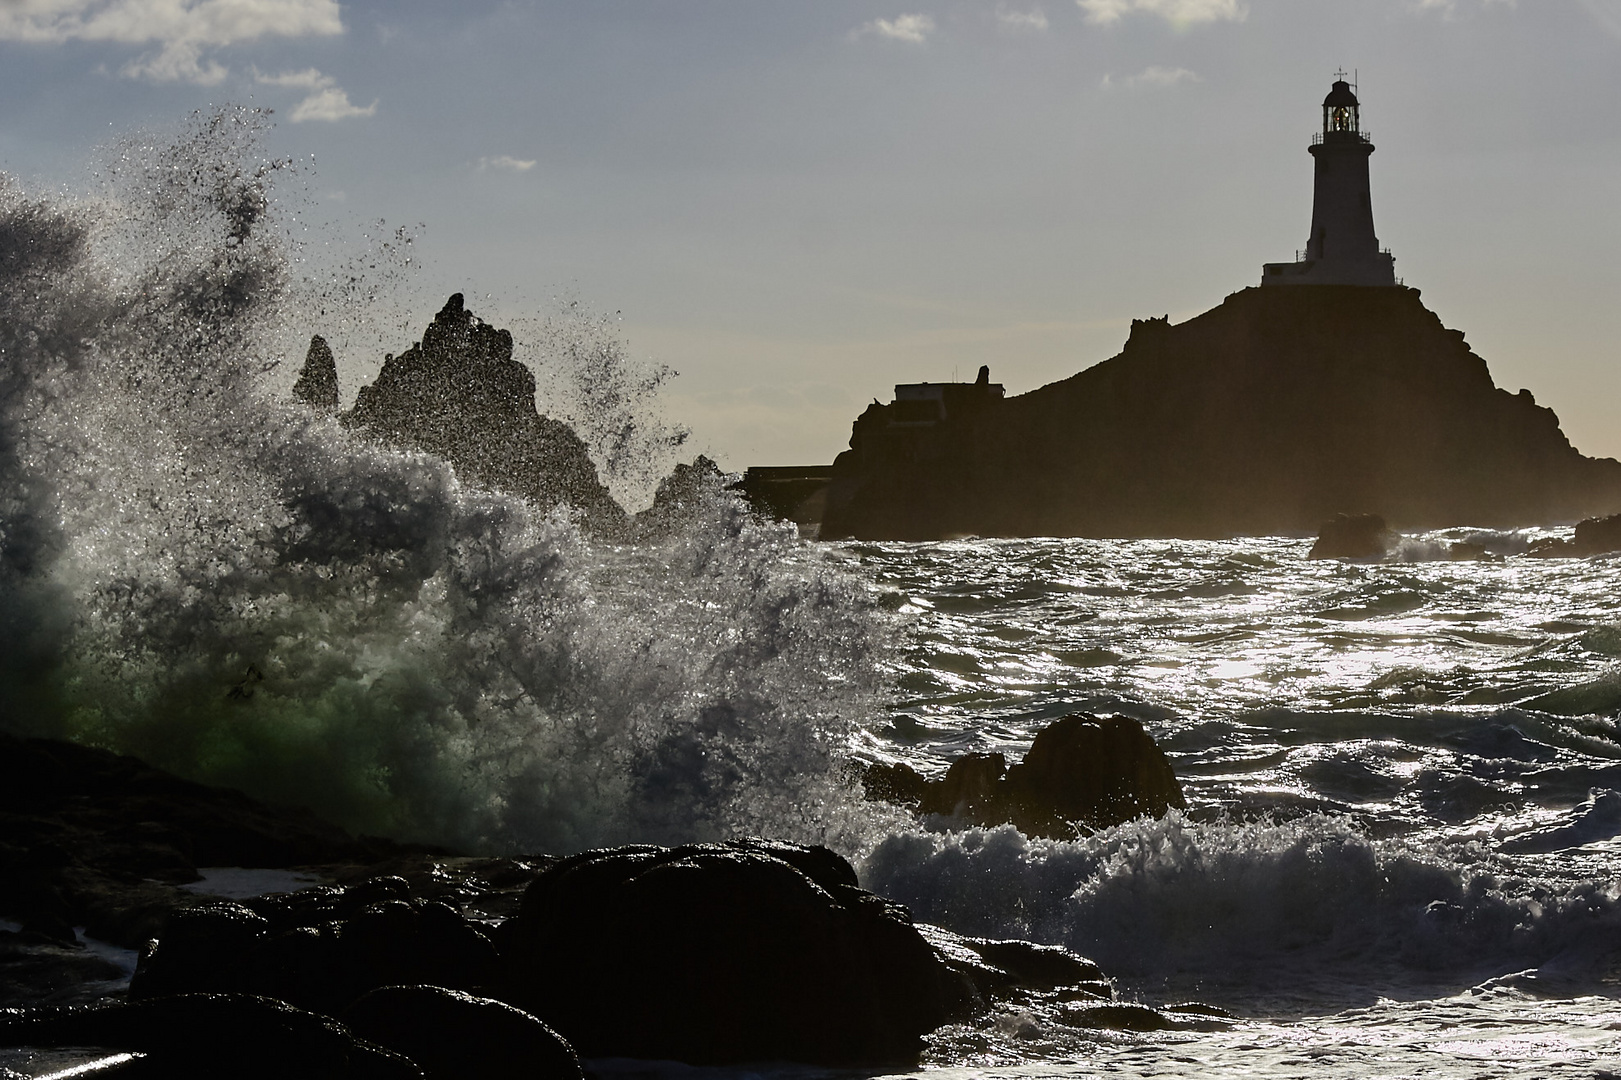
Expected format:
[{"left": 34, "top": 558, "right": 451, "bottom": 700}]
[
  {"left": 343, "top": 295, "right": 626, "bottom": 533},
  {"left": 292, "top": 335, "right": 340, "bottom": 409}
]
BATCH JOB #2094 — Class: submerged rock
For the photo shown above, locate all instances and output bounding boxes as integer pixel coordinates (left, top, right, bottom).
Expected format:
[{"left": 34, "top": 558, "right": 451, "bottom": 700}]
[
  {"left": 860, "top": 714, "right": 1186, "bottom": 838},
  {"left": 342, "top": 294, "right": 626, "bottom": 534},
  {"left": 496, "top": 837, "right": 971, "bottom": 1066},
  {"left": 1308, "top": 512, "right": 1396, "bottom": 559}
]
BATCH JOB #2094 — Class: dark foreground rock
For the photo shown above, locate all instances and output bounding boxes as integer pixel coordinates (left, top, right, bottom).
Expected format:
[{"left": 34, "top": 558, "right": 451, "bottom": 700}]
[
  {"left": 860, "top": 714, "right": 1186, "bottom": 838},
  {"left": 131, "top": 880, "right": 502, "bottom": 1016},
  {"left": 0, "top": 994, "right": 419, "bottom": 1079},
  {"left": 497, "top": 837, "right": 971, "bottom": 1065},
  {"left": 0, "top": 733, "right": 433, "bottom": 952},
  {"left": 342, "top": 985, "right": 581, "bottom": 1080},
  {"left": 3, "top": 732, "right": 1124, "bottom": 1068},
  {"left": 822, "top": 286, "right": 1621, "bottom": 540},
  {"left": 338, "top": 294, "right": 626, "bottom": 534},
  {"left": 1529, "top": 512, "right": 1621, "bottom": 558},
  {"left": 1308, "top": 512, "right": 1395, "bottom": 560}
]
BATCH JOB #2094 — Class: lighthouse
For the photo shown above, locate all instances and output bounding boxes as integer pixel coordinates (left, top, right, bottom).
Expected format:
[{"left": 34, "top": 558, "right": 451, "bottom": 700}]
[{"left": 1262, "top": 75, "right": 1397, "bottom": 287}]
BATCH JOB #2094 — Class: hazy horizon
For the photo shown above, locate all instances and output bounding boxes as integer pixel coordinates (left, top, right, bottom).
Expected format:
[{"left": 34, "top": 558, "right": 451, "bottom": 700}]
[{"left": 4, "top": 0, "right": 1619, "bottom": 470}]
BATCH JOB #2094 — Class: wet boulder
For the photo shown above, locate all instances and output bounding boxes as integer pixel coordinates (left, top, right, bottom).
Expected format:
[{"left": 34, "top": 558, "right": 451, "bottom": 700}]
[
  {"left": 131, "top": 884, "right": 500, "bottom": 1015},
  {"left": 0, "top": 993, "right": 419, "bottom": 1080},
  {"left": 496, "top": 837, "right": 971, "bottom": 1066},
  {"left": 342, "top": 985, "right": 581, "bottom": 1080},
  {"left": 917, "top": 924, "right": 1111, "bottom": 1002},
  {"left": 1308, "top": 513, "right": 1396, "bottom": 560},
  {"left": 1003, "top": 714, "right": 1186, "bottom": 836}
]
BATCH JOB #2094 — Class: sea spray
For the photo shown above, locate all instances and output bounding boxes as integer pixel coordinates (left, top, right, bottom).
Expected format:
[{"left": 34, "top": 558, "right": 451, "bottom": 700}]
[{"left": 0, "top": 109, "right": 886, "bottom": 855}]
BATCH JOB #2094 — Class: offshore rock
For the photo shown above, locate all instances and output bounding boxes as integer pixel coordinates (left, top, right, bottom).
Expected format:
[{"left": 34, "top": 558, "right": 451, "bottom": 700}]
[
  {"left": 293, "top": 334, "right": 339, "bottom": 409},
  {"left": 342, "top": 986, "right": 581, "bottom": 1080},
  {"left": 0, "top": 993, "right": 420, "bottom": 1080},
  {"left": 859, "top": 714, "right": 1186, "bottom": 838},
  {"left": 1308, "top": 512, "right": 1395, "bottom": 560},
  {"left": 628, "top": 454, "right": 727, "bottom": 540},
  {"left": 1528, "top": 512, "right": 1621, "bottom": 558},
  {"left": 343, "top": 294, "right": 626, "bottom": 534},
  {"left": 822, "top": 287, "right": 1621, "bottom": 540},
  {"left": 496, "top": 838, "right": 972, "bottom": 1066}
]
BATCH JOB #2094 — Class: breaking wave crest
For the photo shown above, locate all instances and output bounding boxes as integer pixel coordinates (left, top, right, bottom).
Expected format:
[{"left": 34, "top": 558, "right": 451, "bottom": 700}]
[
  {"left": 0, "top": 108, "right": 884, "bottom": 855},
  {"left": 864, "top": 814, "right": 1621, "bottom": 999}
]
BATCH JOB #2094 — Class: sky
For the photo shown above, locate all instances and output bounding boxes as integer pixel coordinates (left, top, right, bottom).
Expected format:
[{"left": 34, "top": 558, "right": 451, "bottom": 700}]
[{"left": 2, "top": 0, "right": 1619, "bottom": 472}]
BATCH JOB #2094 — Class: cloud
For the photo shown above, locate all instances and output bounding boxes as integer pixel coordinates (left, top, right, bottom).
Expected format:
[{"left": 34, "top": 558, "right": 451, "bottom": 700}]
[
  {"left": 477, "top": 155, "right": 536, "bottom": 173},
  {"left": 853, "top": 13, "right": 936, "bottom": 43},
  {"left": 1102, "top": 65, "right": 1201, "bottom": 89},
  {"left": 985, "top": 5, "right": 1050, "bottom": 32},
  {"left": 255, "top": 66, "right": 375, "bottom": 122},
  {"left": 0, "top": 0, "right": 343, "bottom": 84},
  {"left": 1077, "top": 0, "right": 1245, "bottom": 26},
  {"left": 996, "top": 5, "right": 1050, "bottom": 32}
]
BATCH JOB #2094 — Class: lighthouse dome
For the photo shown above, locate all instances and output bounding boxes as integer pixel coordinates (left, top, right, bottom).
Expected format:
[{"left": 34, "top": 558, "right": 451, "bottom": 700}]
[{"left": 1323, "top": 80, "right": 1359, "bottom": 107}]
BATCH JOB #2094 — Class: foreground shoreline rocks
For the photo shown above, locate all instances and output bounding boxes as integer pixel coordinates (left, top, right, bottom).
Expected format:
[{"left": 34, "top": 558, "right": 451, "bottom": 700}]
[{"left": 1, "top": 736, "right": 1135, "bottom": 1071}]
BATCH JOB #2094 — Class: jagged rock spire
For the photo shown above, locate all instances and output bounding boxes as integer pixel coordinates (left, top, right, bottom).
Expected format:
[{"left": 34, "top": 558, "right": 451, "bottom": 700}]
[{"left": 292, "top": 335, "right": 339, "bottom": 409}]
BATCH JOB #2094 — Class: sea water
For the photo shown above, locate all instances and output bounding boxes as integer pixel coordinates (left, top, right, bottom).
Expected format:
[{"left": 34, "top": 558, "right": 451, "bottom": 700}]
[
  {"left": 3, "top": 112, "right": 1619, "bottom": 1077},
  {"left": 851, "top": 537, "right": 1621, "bottom": 1076}
]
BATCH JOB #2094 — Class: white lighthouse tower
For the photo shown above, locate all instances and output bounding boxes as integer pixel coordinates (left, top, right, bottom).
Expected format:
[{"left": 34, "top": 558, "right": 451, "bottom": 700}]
[{"left": 1262, "top": 75, "right": 1396, "bottom": 287}]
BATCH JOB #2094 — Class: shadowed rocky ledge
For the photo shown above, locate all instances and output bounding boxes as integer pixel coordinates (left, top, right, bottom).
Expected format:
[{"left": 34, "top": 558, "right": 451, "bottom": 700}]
[
  {"left": 1, "top": 737, "right": 1162, "bottom": 1070},
  {"left": 822, "top": 286, "right": 1621, "bottom": 541}
]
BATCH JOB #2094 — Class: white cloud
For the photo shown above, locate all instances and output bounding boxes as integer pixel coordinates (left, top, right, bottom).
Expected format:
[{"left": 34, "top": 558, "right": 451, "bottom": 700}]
[
  {"left": 286, "top": 84, "right": 373, "bottom": 122},
  {"left": 1077, "top": 0, "right": 1245, "bottom": 26},
  {"left": 853, "top": 13, "right": 936, "bottom": 43},
  {"left": 254, "top": 66, "right": 374, "bottom": 121},
  {"left": 1414, "top": 0, "right": 1517, "bottom": 15},
  {"left": 0, "top": 0, "right": 343, "bottom": 84},
  {"left": 477, "top": 155, "right": 536, "bottom": 173},
  {"left": 1102, "top": 65, "right": 1202, "bottom": 89},
  {"left": 997, "top": 5, "right": 1050, "bottom": 32}
]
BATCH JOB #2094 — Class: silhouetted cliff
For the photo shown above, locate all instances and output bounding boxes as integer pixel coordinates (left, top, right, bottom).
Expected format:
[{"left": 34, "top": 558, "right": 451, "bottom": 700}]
[
  {"left": 341, "top": 294, "right": 627, "bottom": 533},
  {"left": 822, "top": 287, "right": 1621, "bottom": 540}
]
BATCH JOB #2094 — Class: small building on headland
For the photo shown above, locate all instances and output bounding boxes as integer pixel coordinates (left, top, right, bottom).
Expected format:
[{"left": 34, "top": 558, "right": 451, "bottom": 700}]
[
  {"left": 740, "top": 366, "right": 1004, "bottom": 534},
  {"left": 890, "top": 366, "right": 1005, "bottom": 426}
]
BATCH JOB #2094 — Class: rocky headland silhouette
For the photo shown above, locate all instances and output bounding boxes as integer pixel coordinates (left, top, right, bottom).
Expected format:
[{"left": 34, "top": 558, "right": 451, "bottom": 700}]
[{"left": 821, "top": 286, "right": 1621, "bottom": 541}]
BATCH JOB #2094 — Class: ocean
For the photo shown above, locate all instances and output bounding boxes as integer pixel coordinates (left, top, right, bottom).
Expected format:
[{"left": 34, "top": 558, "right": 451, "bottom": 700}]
[{"left": 3, "top": 110, "right": 1619, "bottom": 1078}]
